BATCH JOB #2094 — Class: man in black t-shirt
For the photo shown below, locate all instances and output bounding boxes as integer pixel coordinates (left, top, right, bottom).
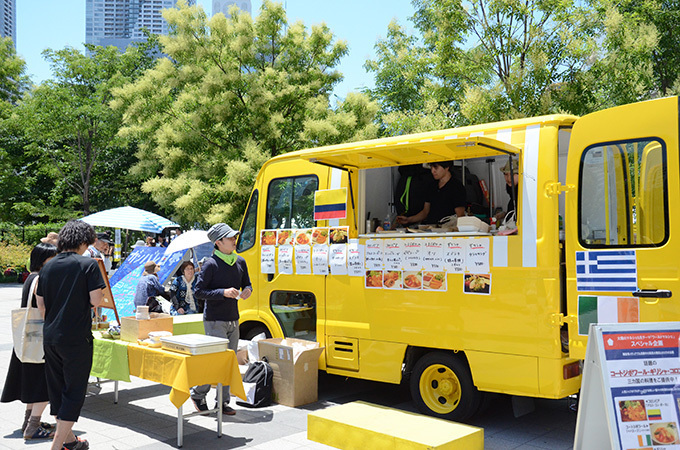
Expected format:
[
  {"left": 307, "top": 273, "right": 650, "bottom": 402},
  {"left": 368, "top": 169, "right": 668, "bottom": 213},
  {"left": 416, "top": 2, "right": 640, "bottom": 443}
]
[
  {"left": 396, "top": 160, "right": 466, "bottom": 226},
  {"left": 37, "top": 220, "right": 104, "bottom": 450}
]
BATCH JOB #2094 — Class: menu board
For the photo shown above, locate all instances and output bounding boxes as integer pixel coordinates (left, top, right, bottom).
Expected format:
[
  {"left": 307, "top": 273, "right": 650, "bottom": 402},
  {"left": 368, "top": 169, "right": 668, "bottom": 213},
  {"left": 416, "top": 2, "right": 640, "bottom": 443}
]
[
  {"left": 294, "top": 244, "right": 311, "bottom": 275},
  {"left": 443, "top": 239, "right": 465, "bottom": 273},
  {"left": 575, "top": 323, "right": 680, "bottom": 449},
  {"left": 422, "top": 239, "right": 444, "bottom": 271},
  {"left": 403, "top": 240, "right": 423, "bottom": 271},
  {"left": 312, "top": 244, "right": 329, "bottom": 275},
  {"left": 365, "top": 240, "right": 384, "bottom": 270},
  {"left": 278, "top": 245, "right": 294, "bottom": 275},
  {"left": 261, "top": 245, "right": 276, "bottom": 274},
  {"left": 465, "top": 238, "right": 489, "bottom": 273},
  {"left": 330, "top": 244, "right": 348, "bottom": 275},
  {"left": 384, "top": 240, "right": 403, "bottom": 271},
  {"left": 347, "top": 240, "right": 364, "bottom": 277}
]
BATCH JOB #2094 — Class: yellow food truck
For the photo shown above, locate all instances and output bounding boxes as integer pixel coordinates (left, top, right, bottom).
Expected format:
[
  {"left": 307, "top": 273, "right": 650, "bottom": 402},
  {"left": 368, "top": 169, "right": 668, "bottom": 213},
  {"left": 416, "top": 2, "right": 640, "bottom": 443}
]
[{"left": 233, "top": 96, "right": 678, "bottom": 420}]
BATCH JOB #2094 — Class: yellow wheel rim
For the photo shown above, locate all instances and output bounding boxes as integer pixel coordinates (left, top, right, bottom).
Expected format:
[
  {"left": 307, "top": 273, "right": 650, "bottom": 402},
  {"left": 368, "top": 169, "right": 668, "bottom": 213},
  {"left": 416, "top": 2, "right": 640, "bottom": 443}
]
[{"left": 419, "top": 363, "right": 461, "bottom": 414}]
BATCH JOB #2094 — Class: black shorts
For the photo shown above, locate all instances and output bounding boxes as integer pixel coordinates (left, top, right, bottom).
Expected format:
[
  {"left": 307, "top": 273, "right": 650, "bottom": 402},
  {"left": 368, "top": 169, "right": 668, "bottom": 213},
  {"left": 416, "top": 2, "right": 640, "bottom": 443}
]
[{"left": 44, "top": 339, "right": 93, "bottom": 422}]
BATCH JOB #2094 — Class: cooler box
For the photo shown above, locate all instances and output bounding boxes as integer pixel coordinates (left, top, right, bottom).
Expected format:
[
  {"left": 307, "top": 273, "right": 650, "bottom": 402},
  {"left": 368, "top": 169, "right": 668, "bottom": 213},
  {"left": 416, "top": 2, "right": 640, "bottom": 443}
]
[
  {"left": 160, "top": 334, "right": 229, "bottom": 355},
  {"left": 120, "top": 313, "right": 173, "bottom": 342},
  {"left": 258, "top": 338, "right": 324, "bottom": 407}
]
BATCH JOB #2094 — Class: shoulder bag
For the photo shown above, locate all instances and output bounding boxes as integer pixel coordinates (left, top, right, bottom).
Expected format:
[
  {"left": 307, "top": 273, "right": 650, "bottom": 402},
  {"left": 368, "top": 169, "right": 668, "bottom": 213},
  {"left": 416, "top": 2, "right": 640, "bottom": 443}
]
[{"left": 11, "top": 276, "right": 45, "bottom": 363}]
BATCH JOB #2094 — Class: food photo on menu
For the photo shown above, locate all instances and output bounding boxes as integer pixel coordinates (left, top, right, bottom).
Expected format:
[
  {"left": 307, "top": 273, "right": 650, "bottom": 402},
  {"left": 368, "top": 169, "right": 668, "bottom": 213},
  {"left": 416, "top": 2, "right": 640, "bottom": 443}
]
[
  {"left": 464, "top": 273, "right": 491, "bottom": 294},
  {"left": 365, "top": 270, "right": 383, "bottom": 288},
  {"left": 423, "top": 271, "right": 447, "bottom": 291},
  {"left": 619, "top": 400, "right": 647, "bottom": 422},
  {"left": 295, "top": 229, "right": 312, "bottom": 245},
  {"left": 403, "top": 271, "right": 423, "bottom": 289},
  {"left": 312, "top": 228, "right": 329, "bottom": 245},
  {"left": 329, "top": 227, "right": 349, "bottom": 244},
  {"left": 651, "top": 422, "right": 679, "bottom": 445},
  {"left": 261, "top": 230, "right": 276, "bottom": 246},
  {"left": 277, "top": 229, "right": 294, "bottom": 246},
  {"left": 383, "top": 270, "right": 402, "bottom": 289}
]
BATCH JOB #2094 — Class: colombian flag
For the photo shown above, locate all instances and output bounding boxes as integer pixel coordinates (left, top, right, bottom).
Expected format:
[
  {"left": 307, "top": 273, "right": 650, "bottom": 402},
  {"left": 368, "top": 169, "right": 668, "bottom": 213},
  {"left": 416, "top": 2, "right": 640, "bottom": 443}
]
[
  {"left": 314, "top": 188, "right": 347, "bottom": 220},
  {"left": 648, "top": 409, "right": 662, "bottom": 420}
]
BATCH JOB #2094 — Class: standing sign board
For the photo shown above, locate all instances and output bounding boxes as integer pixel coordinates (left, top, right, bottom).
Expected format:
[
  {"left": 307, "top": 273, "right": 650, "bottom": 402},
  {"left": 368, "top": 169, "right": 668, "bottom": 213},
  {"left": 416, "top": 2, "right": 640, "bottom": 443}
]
[{"left": 575, "top": 323, "right": 680, "bottom": 449}]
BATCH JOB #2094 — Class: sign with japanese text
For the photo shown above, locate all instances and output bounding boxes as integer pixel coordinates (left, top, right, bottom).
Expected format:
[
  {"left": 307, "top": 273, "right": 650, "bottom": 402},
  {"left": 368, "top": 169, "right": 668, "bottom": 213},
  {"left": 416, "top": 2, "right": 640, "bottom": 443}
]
[
  {"left": 443, "top": 239, "right": 465, "bottom": 273},
  {"left": 384, "top": 239, "right": 403, "bottom": 271},
  {"left": 422, "top": 239, "right": 444, "bottom": 271},
  {"left": 294, "top": 245, "right": 311, "bottom": 275},
  {"left": 364, "top": 239, "right": 383, "bottom": 270},
  {"left": 465, "top": 238, "right": 489, "bottom": 273},
  {"left": 312, "top": 244, "right": 329, "bottom": 275},
  {"left": 575, "top": 323, "right": 680, "bottom": 449},
  {"left": 402, "top": 240, "right": 423, "bottom": 271},
  {"left": 330, "top": 244, "right": 348, "bottom": 275},
  {"left": 260, "top": 245, "right": 276, "bottom": 274},
  {"left": 277, "top": 245, "right": 294, "bottom": 275},
  {"left": 347, "top": 240, "right": 364, "bottom": 277}
]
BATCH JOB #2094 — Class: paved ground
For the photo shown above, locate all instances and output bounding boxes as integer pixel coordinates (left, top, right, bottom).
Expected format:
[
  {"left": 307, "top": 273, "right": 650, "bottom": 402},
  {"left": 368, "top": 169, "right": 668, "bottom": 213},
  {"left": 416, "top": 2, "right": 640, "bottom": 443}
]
[{"left": 0, "top": 283, "right": 578, "bottom": 449}]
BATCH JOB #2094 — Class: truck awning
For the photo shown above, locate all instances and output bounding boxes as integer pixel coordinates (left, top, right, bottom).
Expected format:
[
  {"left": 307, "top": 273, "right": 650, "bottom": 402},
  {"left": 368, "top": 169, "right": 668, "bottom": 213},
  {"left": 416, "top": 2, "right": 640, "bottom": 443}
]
[{"left": 301, "top": 136, "right": 521, "bottom": 170}]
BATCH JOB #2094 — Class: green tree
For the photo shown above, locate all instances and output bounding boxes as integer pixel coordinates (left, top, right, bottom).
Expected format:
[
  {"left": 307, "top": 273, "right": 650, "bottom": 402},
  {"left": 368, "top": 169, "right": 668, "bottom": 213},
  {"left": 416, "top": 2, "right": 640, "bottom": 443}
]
[
  {"left": 0, "top": 37, "right": 33, "bottom": 222},
  {"left": 15, "top": 43, "right": 157, "bottom": 217},
  {"left": 366, "top": 0, "right": 594, "bottom": 131},
  {"left": 113, "top": 1, "right": 378, "bottom": 225}
]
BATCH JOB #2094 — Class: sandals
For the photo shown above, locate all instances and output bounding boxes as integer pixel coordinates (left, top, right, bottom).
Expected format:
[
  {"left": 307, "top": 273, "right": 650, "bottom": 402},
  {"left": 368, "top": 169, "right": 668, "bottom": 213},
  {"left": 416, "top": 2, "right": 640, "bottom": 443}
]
[{"left": 24, "top": 425, "right": 55, "bottom": 440}]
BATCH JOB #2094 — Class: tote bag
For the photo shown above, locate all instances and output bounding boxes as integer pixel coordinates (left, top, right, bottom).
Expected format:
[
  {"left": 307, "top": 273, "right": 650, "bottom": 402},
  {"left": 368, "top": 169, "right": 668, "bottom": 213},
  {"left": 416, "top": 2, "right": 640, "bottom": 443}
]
[{"left": 11, "top": 276, "right": 45, "bottom": 363}]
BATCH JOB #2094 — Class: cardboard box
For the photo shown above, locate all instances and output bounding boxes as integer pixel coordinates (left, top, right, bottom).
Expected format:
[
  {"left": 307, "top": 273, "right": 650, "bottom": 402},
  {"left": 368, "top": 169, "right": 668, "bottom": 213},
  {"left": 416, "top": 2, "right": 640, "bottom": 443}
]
[
  {"left": 120, "top": 313, "right": 173, "bottom": 342},
  {"left": 258, "top": 338, "right": 324, "bottom": 407}
]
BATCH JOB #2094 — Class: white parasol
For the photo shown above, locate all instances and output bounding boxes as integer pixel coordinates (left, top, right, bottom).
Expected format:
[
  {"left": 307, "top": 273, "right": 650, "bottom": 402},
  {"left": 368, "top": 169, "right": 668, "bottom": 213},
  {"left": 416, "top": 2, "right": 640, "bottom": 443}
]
[{"left": 163, "top": 230, "right": 211, "bottom": 255}]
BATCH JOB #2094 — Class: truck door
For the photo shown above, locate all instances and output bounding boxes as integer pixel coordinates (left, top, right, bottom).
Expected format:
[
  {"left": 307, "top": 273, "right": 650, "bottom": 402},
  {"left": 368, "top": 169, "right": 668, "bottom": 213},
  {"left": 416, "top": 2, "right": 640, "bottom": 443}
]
[{"left": 565, "top": 97, "right": 680, "bottom": 359}]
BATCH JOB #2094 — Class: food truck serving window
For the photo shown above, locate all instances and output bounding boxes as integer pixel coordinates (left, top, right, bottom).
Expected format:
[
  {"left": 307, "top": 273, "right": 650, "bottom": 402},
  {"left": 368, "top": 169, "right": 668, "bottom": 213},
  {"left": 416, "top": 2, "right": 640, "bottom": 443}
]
[
  {"left": 266, "top": 175, "right": 319, "bottom": 229},
  {"left": 579, "top": 138, "right": 668, "bottom": 247}
]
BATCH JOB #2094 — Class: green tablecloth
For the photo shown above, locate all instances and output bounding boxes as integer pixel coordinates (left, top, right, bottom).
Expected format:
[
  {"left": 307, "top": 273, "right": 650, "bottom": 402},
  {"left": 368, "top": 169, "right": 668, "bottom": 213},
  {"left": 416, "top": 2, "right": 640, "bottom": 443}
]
[
  {"left": 91, "top": 333, "right": 131, "bottom": 382},
  {"left": 172, "top": 314, "right": 205, "bottom": 335}
]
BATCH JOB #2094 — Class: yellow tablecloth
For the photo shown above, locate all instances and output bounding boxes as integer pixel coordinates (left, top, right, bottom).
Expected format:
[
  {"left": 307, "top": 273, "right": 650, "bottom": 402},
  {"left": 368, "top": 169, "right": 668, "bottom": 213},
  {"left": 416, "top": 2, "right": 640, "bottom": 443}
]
[{"left": 127, "top": 344, "right": 246, "bottom": 408}]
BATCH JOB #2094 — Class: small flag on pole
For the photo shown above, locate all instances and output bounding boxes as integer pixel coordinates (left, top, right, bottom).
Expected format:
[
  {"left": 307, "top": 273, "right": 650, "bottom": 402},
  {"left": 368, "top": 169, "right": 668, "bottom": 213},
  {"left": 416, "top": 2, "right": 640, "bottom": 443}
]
[
  {"left": 576, "top": 250, "right": 637, "bottom": 292},
  {"left": 578, "top": 296, "right": 639, "bottom": 335},
  {"left": 314, "top": 188, "right": 347, "bottom": 221}
]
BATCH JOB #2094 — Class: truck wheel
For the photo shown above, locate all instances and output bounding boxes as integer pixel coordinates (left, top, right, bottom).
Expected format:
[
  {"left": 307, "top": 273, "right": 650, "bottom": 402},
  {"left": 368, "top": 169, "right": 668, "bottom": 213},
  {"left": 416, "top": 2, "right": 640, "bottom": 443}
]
[
  {"left": 410, "top": 351, "right": 481, "bottom": 421},
  {"left": 243, "top": 324, "right": 271, "bottom": 340}
]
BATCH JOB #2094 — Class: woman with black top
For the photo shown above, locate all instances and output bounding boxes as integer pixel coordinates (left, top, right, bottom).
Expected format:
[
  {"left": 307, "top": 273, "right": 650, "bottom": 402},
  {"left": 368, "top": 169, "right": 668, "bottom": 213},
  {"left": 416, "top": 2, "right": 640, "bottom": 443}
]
[{"left": 1, "top": 243, "right": 58, "bottom": 440}]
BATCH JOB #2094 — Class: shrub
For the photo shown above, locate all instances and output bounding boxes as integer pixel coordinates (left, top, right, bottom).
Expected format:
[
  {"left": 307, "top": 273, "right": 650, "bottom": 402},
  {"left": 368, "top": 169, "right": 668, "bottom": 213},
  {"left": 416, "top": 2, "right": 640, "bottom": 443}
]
[{"left": 0, "top": 237, "right": 31, "bottom": 282}]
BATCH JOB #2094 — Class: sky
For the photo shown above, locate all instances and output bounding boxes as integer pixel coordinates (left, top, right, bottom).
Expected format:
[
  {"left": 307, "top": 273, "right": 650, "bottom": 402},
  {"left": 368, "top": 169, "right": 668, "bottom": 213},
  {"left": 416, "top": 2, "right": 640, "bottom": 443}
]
[{"left": 15, "top": 0, "right": 416, "bottom": 99}]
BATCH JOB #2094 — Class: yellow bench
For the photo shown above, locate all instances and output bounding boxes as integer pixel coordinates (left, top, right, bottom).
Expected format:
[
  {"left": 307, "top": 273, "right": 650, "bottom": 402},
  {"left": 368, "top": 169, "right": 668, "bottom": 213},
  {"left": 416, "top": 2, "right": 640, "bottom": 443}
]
[{"left": 307, "top": 401, "right": 483, "bottom": 449}]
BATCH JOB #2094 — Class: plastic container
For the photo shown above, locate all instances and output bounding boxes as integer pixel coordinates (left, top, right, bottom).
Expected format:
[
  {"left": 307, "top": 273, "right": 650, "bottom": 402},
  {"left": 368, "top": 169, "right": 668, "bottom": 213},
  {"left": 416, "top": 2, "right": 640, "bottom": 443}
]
[{"left": 160, "top": 333, "right": 229, "bottom": 355}]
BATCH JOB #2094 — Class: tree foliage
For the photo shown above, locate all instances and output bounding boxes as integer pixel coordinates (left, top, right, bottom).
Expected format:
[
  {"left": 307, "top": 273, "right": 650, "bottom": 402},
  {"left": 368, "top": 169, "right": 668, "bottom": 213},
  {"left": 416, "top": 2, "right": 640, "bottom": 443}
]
[
  {"left": 366, "top": 0, "right": 680, "bottom": 132},
  {"left": 13, "top": 43, "right": 158, "bottom": 218},
  {"left": 114, "top": 0, "right": 378, "bottom": 226}
]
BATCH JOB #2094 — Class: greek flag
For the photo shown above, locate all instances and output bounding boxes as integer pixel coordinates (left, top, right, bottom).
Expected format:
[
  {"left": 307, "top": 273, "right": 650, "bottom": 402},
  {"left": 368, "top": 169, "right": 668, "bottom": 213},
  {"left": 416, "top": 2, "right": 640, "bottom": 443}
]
[{"left": 575, "top": 250, "right": 637, "bottom": 292}]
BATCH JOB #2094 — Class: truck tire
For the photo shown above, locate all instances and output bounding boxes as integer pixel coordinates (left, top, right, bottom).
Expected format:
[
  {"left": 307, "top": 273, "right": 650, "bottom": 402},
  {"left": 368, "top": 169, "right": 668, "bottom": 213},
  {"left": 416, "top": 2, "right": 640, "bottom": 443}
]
[
  {"left": 410, "top": 351, "right": 481, "bottom": 421},
  {"left": 243, "top": 324, "right": 271, "bottom": 341}
]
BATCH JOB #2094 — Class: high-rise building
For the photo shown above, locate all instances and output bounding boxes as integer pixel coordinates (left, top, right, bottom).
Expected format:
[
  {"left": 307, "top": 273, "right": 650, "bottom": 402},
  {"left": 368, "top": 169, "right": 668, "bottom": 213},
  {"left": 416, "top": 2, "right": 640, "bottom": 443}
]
[
  {"left": 0, "top": 0, "right": 16, "bottom": 45},
  {"left": 212, "top": 0, "right": 251, "bottom": 18},
  {"left": 86, "top": 0, "right": 196, "bottom": 51}
]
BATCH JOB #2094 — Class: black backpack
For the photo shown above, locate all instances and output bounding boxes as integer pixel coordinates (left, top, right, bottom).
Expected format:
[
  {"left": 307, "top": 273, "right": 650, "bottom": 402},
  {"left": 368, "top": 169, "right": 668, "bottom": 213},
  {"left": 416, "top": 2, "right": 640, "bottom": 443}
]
[{"left": 236, "top": 360, "right": 273, "bottom": 408}]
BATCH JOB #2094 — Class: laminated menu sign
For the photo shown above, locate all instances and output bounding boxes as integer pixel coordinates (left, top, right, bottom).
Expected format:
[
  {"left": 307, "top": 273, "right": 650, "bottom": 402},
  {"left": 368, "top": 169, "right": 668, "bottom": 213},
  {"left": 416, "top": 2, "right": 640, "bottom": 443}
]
[
  {"left": 261, "top": 245, "right": 276, "bottom": 274},
  {"left": 465, "top": 238, "right": 489, "bottom": 273},
  {"left": 295, "top": 245, "right": 311, "bottom": 275},
  {"left": 575, "top": 323, "right": 680, "bottom": 450},
  {"left": 278, "top": 245, "right": 294, "bottom": 275},
  {"left": 403, "top": 240, "right": 423, "bottom": 271},
  {"left": 384, "top": 240, "right": 403, "bottom": 271},
  {"left": 443, "top": 239, "right": 465, "bottom": 273},
  {"left": 330, "top": 244, "right": 348, "bottom": 275},
  {"left": 312, "top": 244, "right": 329, "bottom": 275},
  {"left": 347, "top": 240, "right": 364, "bottom": 277},
  {"left": 422, "top": 239, "right": 444, "bottom": 271},
  {"left": 365, "top": 239, "right": 383, "bottom": 270}
]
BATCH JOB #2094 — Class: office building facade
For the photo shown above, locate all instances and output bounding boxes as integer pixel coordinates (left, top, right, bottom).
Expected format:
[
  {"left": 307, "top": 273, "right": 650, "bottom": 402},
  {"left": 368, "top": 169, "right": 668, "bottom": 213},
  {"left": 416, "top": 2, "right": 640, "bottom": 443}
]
[
  {"left": 212, "top": 0, "right": 251, "bottom": 17},
  {"left": 86, "top": 0, "right": 195, "bottom": 51},
  {"left": 0, "top": 0, "right": 16, "bottom": 45}
]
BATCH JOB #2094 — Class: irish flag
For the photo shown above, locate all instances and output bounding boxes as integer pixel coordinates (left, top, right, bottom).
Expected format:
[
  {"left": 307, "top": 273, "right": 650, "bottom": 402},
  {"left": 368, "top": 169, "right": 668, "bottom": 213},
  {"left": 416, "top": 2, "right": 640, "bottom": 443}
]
[
  {"left": 578, "top": 296, "right": 640, "bottom": 335},
  {"left": 314, "top": 188, "right": 347, "bottom": 221}
]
